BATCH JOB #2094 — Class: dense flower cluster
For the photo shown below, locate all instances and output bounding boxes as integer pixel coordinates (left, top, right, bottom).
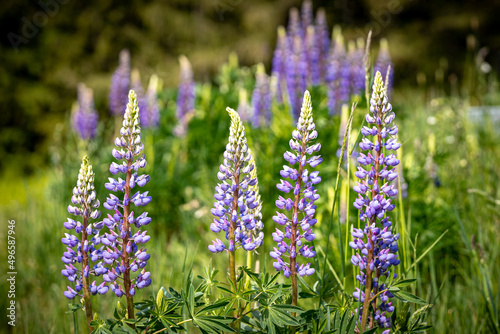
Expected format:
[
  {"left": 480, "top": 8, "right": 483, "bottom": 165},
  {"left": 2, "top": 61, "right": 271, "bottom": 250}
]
[
  {"left": 209, "top": 108, "right": 261, "bottom": 253},
  {"left": 72, "top": 83, "right": 99, "bottom": 140},
  {"left": 131, "top": 69, "right": 148, "bottom": 128},
  {"left": 271, "top": 90, "right": 321, "bottom": 279},
  {"left": 350, "top": 71, "right": 400, "bottom": 330},
  {"left": 251, "top": 64, "right": 271, "bottom": 127},
  {"left": 270, "top": 1, "right": 371, "bottom": 116},
  {"left": 102, "top": 90, "right": 152, "bottom": 298},
  {"left": 175, "top": 55, "right": 195, "bottom": 136},
  {"left": 109, "top": 49, "right": 131, "bottom": 116},
  {"left": 62, "top": 156, "right": 105, "bottom": 299},
  {"left": 326, "top": 30, "right": 348, "bottom": 115},
  {"left": 144, "top": 74, "right": 160, "bottom": 128}
]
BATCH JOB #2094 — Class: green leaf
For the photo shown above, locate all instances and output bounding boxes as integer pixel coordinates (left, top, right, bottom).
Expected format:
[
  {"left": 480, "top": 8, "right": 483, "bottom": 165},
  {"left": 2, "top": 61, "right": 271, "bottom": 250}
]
[
  {"left": 393, "top": 291, "right": 427, "bottom": 304},
  {"left": 196, "top": 300, "right": 230, "bottom": 315},
  {"left": 392, "top": 278, "right": 417, "bottom": 288},
  {"left": 362, "top": 327, "right": 378, "bottom": 334}
]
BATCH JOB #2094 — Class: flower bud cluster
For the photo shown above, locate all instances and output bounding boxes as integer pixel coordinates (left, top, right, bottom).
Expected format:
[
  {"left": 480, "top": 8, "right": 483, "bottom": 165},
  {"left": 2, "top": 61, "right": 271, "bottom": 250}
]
[
  {"left": 351, "top": 71, "right": 400, "bottom": 329},
  {"left": 62, "top": 156, "right": 106, "bottom": 298},
  {"left": 108, "top": 49, "right": 131, "bottom": 116},
  {"left": 209, "top": 108, "right": 261, "bottom": 253},
  {"left": 271, "top": 91, "right": 321, "bottom": 278},
  {"left": 72, "top": 83, "right": 99, "bottom": 140},
  {"left": 102, "top": 90, "right": 152, "bottom": 297}
]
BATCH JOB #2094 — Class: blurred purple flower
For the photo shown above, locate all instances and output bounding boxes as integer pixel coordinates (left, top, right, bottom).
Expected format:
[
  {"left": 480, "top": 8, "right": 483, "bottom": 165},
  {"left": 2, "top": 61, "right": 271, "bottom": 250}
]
[
  {"left": 108, "top": 49, "right": 131, "bottom": 116},
  {"left": 175, "top": 55, "right": 195, "bottom": 136},
  {"left": 314, "top": 8, "right": 330, "bottom": 83},
  {"left": 251, "top": 64, "right": 271, "bottom": 127},
  {"left": 72, "top": 83, "right": 99, "bottom": 140},
  {"left": 286, "top": 36, "right": 307, "bottom": 121}
]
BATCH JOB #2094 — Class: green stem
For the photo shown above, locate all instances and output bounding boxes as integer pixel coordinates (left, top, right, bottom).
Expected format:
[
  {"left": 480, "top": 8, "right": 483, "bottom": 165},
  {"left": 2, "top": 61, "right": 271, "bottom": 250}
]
[
  {"left": 82, "top": 216, "right": 94, "bottom": 333},
  {"left": 123, "top": 146, "right": 135, "bottom": 327}
]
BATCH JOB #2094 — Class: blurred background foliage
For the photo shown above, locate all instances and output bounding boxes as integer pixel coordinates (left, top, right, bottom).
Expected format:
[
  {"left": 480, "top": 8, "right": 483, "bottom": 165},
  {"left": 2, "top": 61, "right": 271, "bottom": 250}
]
[{"left": 1, "top": 0, "right": 500, "bottom": 175}]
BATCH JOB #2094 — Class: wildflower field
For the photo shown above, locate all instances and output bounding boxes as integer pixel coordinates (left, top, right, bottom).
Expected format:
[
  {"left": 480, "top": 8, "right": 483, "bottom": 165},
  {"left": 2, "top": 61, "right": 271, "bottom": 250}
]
[{"left": 1, "top": 1, "right": 499, "bottom": 333}]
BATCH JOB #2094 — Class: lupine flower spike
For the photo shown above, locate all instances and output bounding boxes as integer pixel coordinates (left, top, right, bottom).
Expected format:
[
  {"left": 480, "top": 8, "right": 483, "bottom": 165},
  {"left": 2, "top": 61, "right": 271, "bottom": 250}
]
[
  {"left": 286, "top": 36, "right": 307, "bottom": 121},
  {"left": 314, "top": 8, "right": 330, "bottom": 83},
  {"left": 271, "top": 90, "right": 321, "bottom": 307},
  {"left": 109, "top": 49, "right": 131, "bottom": 116},
  {"left": 351, "top": 71, "right": 400, "bottom": 332},
  {"left": 271, "top": 26, "right": 288, "bottom": 103},
  {"left": 251, "top": 64, "right": 271, "bottom": 127},
  {"left": 327, "top": 27, "right": 348, "bottom": 115},
  {"left": 209, "top": 108, "right": 259, "bottom": 289},
  {"left": 144, "top": 74, "right": 160, "bottom": 128},
  {"left": 72, "top": 83, "right": 99, "bottom": 140},
  {"left": 62, "top": 156, "right": 104, "bottom": 332},
  {"left": 175, "top": 55, "right": 195, "bottom": 137},
  {"left": 102, "top": 90, "right": 152, "bottom": 324},
  {"left": 237, "top": 88, "right": 251, "bottom": 123}
]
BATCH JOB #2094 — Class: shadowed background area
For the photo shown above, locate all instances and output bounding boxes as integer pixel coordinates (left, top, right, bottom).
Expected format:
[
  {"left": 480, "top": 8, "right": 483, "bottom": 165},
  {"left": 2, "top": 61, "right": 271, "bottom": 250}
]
[{"left": 0, "top": 0, "right": 500, "bottom": 175}]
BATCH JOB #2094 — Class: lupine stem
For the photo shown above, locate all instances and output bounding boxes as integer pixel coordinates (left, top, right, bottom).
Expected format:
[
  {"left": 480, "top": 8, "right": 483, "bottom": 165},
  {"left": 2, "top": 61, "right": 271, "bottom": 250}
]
[
  {"left": 360, "top": 100, "right": 383, "bottom": 332},
  {"left": 123, "top": 152, "right": 135, "bottom": 326},
  {"left": 291, "top": 140, "right": 307, "bottom": 310},
  {"left": 81, "top": 215, "right": 94, "bottom": 333}
]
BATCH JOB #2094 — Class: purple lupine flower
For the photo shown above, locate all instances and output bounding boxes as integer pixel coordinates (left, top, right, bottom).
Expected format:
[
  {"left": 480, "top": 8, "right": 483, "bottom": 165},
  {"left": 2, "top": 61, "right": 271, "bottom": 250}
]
[
  {"left": 109, "top": 49, "right": 131, "bottom": 116},
  {"left": 351, "top": 71, "right": 400, "bottom": 331},
  {"left": 131, "top": 69, "right": 148, "bottom": 127},
  {"left": 72, "top": 83, "right": 99, "bottom": 140},
  {"left": 287, "top": 7, "right": 302, "bottom": 39},
  {"left": 374, "top": 38, "right": 394, "bottom": 96},
  {"left": 209, "top": 108, "right": 260, "bottom": 253},
  {"left": 251, "top": 64, "right": 271, "bottom": 127},
  {"left": 175, "top": 55, "right": 195, "bottom": 137},
  {"left": 143, "top": 74, "right": 160, "bottom": 128},
  {"left": 326, "top": 29, "right": 348, "bottom": 115},
  {"left": 349, "top": 39, "right": 366, "bottom": 97},
  {"left": 272, "top": 91, "right": 321, "bottom": 306},
  {"left": 304, "top": 25, "right": 320, "bottom": 86},
  {"left": 102, "top": 90, "right": 152, "bottom": 305},
  {"left": 210, "top": 108, "right": 260, "bottom": 285},
  {"left": 237, "top": 88, "right": 251, "bottom": 123},
  {"left": 285, "top": 36, "right": 307, "bottom": 121},
  {"left": 62, "top": 155, "right": 105, "bottom": 308},
  {"left": 271, "top": 26, "right": 288, "bottom": 103},
  {"left": 314, "top": 8, "right": 330, "bottom": 84},
  {"left": 300, "top": 0, "right": 313, "bottom": 32}
]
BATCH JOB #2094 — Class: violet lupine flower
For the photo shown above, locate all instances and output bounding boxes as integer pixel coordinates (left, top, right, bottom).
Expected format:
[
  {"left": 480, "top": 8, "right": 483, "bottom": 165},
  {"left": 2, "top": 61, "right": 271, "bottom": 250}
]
[
  {"left": 62, "top": 156, "right": 106, "bottom": 302},
  {"left": 287, "top": 7, "right": 303, "bottom": 39},
  {"left": 304, "top": 25, "right": 320, "bottom": 86},
  {"left": 375, "top": 38, "right": 394, "bottom": 96},
  {"left": 72, "top": 83, "right": 99, "bottom": 140},
  {"left": 327, "top": 29, "right": 349, "bottom": 115},
  {"left": 131, "top": 69, "right": 148, "bottom": 127},
  {"left": 251, "top": 64, "right": 271, "bottom": 127},
  {"left": 300, "top": 0, "right": 313, "bottom": 32},
  {"left": 101, "top": 90, "right": 152, "bottom": 302},
  {"left": 175, "top": 55, "right": 195, "bottom": 137},
  {"left": 109, "top": 49, "right": 131, "bottom": 116},
  {"left": 271, "top": 26, "right": 288, "bottom": 103},
  {"left": 286, "top": 36, "right": 308, "bottom": 121},
  {"left": 349, "top": 39, "right": 366, "bottom": 97},
  {"left": 237, "top": 88, "right": 251, "bottom": 123},
  {"left": 143, "top": 74, "right": 160, "bottom": 128},
  {"left": 350, "top": 71, "right": 400, "bottom": 331},
  {"left": 209, "top": 108, "right": 260, "bottom": 254},
  {"left": 271, "top": 91, "right": 321, "bottom": 306},
  {"left": 314, "top": 8, "right": 330, "bottom": 84}
]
